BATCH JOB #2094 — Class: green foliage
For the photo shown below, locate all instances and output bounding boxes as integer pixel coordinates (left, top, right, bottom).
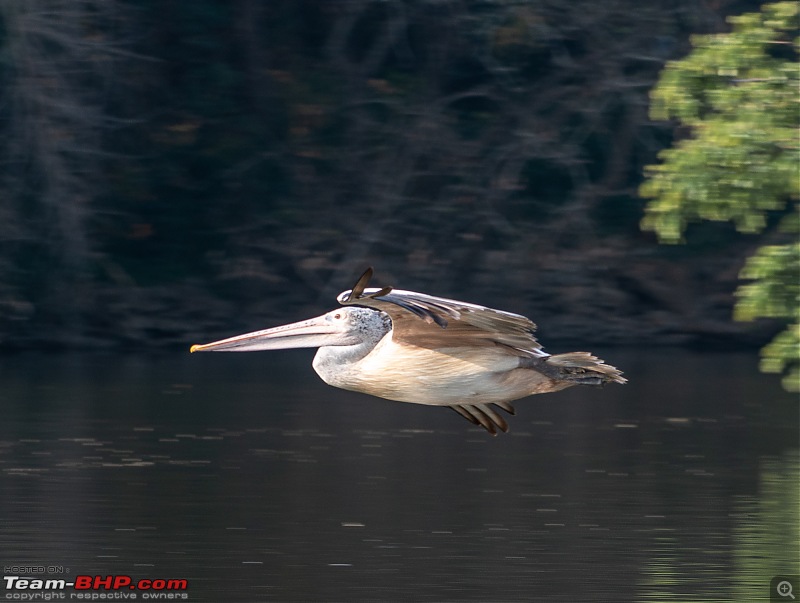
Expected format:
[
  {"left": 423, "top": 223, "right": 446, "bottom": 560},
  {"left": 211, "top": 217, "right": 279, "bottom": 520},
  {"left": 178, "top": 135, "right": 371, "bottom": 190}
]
[
  {"left": 641, "top": 2, "right": 799, "bottom": 241},
  {"left": 1, "top": 0, "right": 790, "bottom": 348},
  {"left": 735, "top": 243, "right": 800, "bottom": 391},
  {"left": 641, "top": 2, "right": 800, "bottom": 391}
]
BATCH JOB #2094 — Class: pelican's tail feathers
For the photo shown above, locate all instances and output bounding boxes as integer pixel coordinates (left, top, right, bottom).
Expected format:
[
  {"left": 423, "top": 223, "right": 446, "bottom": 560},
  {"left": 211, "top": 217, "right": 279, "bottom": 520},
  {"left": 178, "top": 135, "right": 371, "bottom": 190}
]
[{"left": 546, "top": 352, "right": 627, "bottom": 385}]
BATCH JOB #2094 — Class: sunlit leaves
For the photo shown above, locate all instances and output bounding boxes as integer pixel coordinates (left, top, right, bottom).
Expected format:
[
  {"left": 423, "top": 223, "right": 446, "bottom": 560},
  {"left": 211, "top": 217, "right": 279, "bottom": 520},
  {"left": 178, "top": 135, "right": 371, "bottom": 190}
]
[
  {"left": 736, "top": 244, "right": 800, "bottom": 321},
  {"left": 735, "top": 243, "right": 800, "bottom": 391},
  {"left": 641, "top": 2, "right": 800, "bottom": 391},
  {"left": 760, "top": 324, "right": 800, "bottom": 392}
]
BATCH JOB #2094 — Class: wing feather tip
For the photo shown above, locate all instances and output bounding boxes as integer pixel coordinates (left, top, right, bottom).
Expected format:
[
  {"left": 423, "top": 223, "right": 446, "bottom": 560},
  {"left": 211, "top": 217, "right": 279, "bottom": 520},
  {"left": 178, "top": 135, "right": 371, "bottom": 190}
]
[{"left": 451, "top": 404, "right": 511, "bottom": 435}]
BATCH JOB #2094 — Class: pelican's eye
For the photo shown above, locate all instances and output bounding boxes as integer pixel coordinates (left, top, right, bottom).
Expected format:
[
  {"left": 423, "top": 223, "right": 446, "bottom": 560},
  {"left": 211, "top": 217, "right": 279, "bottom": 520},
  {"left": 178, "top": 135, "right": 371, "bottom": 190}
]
[{"left": 333, "top": 312, "right": 343, "bottom": 320}]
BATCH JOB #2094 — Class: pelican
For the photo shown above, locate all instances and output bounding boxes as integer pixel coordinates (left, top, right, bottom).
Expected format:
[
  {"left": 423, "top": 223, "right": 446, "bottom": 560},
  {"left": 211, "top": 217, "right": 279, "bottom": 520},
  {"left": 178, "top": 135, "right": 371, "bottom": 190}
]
[{"left": 191, "top": 268, "right": 625, "bottom": 435}]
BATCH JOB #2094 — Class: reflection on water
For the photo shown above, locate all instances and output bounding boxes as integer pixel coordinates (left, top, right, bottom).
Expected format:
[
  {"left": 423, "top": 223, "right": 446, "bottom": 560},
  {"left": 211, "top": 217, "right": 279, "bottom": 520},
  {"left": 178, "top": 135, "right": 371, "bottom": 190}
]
[{"left": 0, "top": 350, "right": 797, "bottom": 602}]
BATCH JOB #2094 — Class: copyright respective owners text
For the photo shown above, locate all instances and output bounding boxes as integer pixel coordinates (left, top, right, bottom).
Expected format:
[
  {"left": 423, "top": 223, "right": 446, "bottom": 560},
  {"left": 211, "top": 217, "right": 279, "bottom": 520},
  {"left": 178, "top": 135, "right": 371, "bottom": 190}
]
[{"left": 3, "top": 567, "right": 189, "bottom": 601}]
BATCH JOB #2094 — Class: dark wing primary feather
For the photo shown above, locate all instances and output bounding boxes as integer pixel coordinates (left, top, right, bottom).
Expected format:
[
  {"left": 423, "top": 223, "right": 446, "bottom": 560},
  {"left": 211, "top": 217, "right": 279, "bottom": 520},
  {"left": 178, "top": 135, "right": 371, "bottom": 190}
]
[
  {"left": 451, "top": 403, "right": 515, "bottom": 435},
  {"left": 337, "top": 268, "right": 545, "bottom": 356}
]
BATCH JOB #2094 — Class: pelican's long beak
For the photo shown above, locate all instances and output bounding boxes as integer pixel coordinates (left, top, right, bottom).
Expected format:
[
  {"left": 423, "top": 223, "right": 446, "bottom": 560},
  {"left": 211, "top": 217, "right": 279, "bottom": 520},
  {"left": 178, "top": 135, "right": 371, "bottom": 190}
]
[{"left": 190, "top": 314, "right": 343, "bottom": 353}]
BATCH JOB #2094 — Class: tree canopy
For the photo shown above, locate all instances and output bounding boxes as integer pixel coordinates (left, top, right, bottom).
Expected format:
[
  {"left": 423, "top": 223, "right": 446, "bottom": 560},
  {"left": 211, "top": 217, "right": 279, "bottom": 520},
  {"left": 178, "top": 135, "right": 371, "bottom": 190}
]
[
  {"left": 641, "top": 2, "right": 799, "bottom": 390},
  {"left": 0, "top": 0, "right": 776, "bottom": 350}
]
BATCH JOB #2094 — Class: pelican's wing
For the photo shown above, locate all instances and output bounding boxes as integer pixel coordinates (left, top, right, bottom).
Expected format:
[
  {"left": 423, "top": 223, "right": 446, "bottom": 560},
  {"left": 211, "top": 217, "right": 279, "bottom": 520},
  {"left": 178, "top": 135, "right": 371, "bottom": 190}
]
[
  {"left": 337, "top": 268, "right": 545, "bottom": 356},
  {"left": 451, "top": 402, "right": 516, "bottom": 435}
]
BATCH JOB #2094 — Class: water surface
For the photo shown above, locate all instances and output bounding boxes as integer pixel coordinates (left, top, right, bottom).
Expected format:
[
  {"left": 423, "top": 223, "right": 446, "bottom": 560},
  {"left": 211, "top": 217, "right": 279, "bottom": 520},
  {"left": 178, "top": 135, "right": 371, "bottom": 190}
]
[{"left": 0, "top": 350, "right": 797, "bottom": 602}]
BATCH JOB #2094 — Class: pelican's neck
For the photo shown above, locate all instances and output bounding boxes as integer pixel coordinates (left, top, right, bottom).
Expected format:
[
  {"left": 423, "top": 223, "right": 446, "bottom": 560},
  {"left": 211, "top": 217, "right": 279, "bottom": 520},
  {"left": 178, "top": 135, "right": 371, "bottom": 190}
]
[
  {"left": 312, "top": 338, "right": 376, "bottom": 370},
  {"left": 311, "top": 311, "right": 391, "bottom": 388}
]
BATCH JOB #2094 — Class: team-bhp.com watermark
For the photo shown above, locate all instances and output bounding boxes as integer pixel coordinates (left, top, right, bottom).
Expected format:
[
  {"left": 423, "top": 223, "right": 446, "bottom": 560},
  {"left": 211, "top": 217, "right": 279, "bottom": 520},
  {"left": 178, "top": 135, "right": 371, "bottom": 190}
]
[{"left": 3, "top": 571, "right": 189, "bottom": 601}]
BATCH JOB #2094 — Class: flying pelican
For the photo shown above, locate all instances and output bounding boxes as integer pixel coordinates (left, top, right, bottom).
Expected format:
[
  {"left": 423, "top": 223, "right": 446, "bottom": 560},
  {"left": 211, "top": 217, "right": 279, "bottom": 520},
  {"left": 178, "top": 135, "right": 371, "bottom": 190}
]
[{"left": 191, "top": 268, "right": 625, "bottom": 435}]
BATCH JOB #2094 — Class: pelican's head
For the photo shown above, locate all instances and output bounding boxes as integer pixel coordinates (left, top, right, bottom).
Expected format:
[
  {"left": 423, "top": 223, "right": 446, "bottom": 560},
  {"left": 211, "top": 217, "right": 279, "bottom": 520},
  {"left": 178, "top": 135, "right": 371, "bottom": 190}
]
[{"left": 190, "top": 307, "right": 389, "bottom": 353}]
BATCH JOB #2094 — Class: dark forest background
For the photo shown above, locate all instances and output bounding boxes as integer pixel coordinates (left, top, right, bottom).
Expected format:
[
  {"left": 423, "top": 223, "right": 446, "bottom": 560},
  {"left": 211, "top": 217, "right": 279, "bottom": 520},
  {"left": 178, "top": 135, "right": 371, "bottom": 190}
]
[{"left": 0, "top": 0, "right": 779, "bottom": 351}]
